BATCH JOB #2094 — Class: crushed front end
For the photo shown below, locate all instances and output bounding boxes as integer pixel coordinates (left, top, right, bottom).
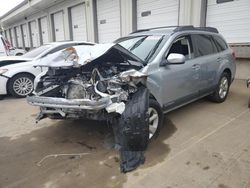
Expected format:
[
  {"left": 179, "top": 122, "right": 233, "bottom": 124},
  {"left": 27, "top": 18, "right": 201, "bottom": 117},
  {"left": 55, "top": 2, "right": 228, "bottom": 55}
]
[{"left": 27, "top": 44, "right": 150, "bottom": 172}]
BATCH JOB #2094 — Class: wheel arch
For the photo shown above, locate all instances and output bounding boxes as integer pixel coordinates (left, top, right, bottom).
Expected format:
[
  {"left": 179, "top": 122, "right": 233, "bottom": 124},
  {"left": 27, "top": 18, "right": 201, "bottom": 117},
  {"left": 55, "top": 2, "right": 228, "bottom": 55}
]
[
  {"left": 149, "top": 93, "right": 157, "bottom": 101},
  {"left": 223, "top": 68, "right": 232, "bottom": 84}
]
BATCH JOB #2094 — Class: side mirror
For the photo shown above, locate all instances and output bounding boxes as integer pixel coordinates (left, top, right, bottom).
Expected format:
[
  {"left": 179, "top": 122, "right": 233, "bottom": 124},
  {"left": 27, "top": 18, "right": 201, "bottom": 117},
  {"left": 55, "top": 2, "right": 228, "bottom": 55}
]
[{"left": 167, "top": 53, "right": 185, "bottom": 64}]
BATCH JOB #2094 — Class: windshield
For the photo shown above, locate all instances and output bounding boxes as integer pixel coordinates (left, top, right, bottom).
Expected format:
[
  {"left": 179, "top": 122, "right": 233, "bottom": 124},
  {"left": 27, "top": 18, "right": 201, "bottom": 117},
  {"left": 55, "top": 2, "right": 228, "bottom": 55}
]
[
  {"left": 118, "top": 35, "right": 163, "bottom": 61},
  {"left": 23, "top": 45, "right": 52, "bottom": 58}
]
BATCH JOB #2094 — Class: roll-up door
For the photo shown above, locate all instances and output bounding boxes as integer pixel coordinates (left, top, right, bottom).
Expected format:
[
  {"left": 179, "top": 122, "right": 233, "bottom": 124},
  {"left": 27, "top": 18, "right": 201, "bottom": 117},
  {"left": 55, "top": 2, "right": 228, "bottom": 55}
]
[
  {"left": 206, "top": 0, "right": 250, "bottom": 43},
  {"left": 96, "top": 0, "right": 121, "bottom": 43},
  {"left": 21, "top": 24, "right": 29, "bottom": 47},
  {"left": 8, "top": 30, "right": 12, "bottom": 45},
  {"left": 11, "top": 28, "right": 17, "bottom": 47},
  {"left": 15, "top": 26, "right": 22, "bottom": 47},
  {"left": 70, "top": 4, "right": 87, "bottom": 41},
  {"left": 29, "top": 21, "right": 39, "bottom": 47},
  {"left": 40, "top": 17, "right": 49, "bottom": 44},
  {"left": 52, "top": 11, "right": 65, "bottom": 41},
  {"left": 137, "top": 0, "right": 179, "bottom": 29},
  {"left": 4, "top": 31, "right": 7, "bottom": 39}
]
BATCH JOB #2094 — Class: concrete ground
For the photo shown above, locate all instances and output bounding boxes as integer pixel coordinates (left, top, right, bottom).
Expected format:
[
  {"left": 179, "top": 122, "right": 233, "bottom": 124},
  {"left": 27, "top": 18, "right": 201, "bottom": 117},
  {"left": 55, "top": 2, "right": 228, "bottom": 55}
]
[{"left": 0, "top": 80, "right": 250, "bottom": 188}]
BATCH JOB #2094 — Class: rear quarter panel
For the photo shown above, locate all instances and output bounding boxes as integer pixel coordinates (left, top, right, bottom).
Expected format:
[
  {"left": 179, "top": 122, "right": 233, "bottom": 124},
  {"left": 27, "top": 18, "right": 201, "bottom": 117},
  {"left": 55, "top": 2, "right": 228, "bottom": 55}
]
[{"left": 215, "top": 48, "right": 236, "bottom": 85}]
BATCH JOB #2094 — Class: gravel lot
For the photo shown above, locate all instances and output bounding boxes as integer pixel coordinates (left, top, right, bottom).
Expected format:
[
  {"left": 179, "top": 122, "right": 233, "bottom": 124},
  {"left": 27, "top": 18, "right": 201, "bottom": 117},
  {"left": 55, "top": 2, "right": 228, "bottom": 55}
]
[{"left": 0, "top": 80, "right": 249, "bottom": 188}]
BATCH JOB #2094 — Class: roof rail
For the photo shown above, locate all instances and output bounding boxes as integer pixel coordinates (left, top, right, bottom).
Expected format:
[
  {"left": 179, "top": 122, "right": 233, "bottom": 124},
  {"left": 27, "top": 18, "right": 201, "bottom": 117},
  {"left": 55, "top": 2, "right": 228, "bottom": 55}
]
[
  {"left": 130, "top": 26, "right": 178, "bottom": 34},
  {"left": 195, "top": 27, "right": 219, "bottom": 33},
  {"left": 174, "top": 25, "right": 219, "bottom": 33},
  {"left": 131, "top": 25, "right": 219, "bottom": 34},
  {"left": 173, "top": 25, "right": 195, "bottom": 32}
]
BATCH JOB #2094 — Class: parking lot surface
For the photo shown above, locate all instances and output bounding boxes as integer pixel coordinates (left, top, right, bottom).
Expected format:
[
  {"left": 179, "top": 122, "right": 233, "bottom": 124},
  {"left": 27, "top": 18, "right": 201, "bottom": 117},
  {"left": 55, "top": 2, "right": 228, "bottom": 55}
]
[{"left": 0, "top": 80, "right": 249, "bottom": 188}]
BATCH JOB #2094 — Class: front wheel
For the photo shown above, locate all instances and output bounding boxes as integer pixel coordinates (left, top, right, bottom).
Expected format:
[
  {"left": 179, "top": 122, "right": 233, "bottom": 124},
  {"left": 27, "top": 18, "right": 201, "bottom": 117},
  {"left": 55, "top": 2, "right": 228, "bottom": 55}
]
[
  {"left": 8, "top": 73, "right": 34, "bottom": 98},
  {"left": 209, "top": 72, "right": 230, "bottom": 103},
  {"left": 148, "top": 99, "right": 163, "bottom": 139}
]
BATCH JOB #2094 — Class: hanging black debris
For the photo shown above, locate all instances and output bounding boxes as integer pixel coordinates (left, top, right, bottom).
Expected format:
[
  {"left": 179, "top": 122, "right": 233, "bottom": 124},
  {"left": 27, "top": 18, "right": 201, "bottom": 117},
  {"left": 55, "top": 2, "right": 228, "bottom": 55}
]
[{"left": 113, "top": 86, "right": 149, "bottom": 173}]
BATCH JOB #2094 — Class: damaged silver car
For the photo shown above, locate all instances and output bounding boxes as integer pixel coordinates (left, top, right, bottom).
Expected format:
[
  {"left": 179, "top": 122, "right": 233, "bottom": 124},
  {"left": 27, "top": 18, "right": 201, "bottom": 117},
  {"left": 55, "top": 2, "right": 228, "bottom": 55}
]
[
  {"left": 27, "top": 43, "right": 155, "bottom": 172},
  {"left": 27, "top": 26, "right": 236, "bottom": 172}
]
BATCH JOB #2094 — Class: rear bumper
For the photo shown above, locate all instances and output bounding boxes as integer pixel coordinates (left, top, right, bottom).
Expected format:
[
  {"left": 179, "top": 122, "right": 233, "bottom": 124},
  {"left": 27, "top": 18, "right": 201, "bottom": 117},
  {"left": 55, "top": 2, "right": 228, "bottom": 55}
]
[{"left": 27, "top": 96, "right": 111, "bottom": 110}]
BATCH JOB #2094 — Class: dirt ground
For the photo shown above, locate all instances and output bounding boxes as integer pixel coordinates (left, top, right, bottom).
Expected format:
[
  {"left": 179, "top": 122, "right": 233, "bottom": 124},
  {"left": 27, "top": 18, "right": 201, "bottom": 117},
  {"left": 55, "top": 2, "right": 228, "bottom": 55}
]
[{"left": 0, "top": 80, "right": 250, "bottom": 188}]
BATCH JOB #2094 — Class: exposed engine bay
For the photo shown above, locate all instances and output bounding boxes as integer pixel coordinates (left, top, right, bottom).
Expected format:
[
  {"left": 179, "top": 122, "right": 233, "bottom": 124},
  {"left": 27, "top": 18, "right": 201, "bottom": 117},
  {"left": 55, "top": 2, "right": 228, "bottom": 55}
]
[{"left": 27, "top": 44, "right": 150, "bottom": 173}]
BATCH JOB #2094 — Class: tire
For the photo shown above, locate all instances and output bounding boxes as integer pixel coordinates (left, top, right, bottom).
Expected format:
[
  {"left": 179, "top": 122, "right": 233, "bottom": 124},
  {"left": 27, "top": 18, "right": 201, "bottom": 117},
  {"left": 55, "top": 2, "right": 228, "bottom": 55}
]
[
  {"left": 0, "top": 95, "right": 4, "bottom": 100},
  {"left": 248, "top": 97, "right": 250, "bottom": 108},
  {"left": 148, "top": 99, "right": 163, "bottom": 139},
  {"left": 8, "top": 73, "right": 34, "bottom": 98},
  {"left": 209, "top": 72, "right": 230, "bottom": 103}
]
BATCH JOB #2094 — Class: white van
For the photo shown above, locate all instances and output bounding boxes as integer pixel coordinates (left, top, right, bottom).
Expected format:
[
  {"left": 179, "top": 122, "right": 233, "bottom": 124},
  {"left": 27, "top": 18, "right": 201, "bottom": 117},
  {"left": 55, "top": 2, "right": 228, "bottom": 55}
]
[{"left": 0, "top": 35, "right": 10, "bottom": 56}]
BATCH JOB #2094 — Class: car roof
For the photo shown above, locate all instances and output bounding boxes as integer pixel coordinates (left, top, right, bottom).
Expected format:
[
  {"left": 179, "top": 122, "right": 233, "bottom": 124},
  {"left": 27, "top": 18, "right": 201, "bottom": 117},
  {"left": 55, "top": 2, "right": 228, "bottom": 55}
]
[{"left": 129, "top": 25, "right": 219, "bottom": 36}]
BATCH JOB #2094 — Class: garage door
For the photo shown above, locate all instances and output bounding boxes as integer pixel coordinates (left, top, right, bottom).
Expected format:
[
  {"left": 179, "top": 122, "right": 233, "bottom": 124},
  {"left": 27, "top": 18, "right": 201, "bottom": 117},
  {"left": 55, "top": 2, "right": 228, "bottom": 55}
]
[
  {"left": 206, "top": 0, "right": 250, "bottom": 43},
  {"left": 8, "top": 30, "right": 12, "bottom": 45},
  {"left": 52, "top": 11, "right": 65, "bottom": 41},
  {"left": 70, "top": 4, "right": 87, "bottom": 41},
  {"left": 15, "top": 26, "right": 22, "bottom": 48},
  {"left": 21, "top": 24, "right": 29, "bottom": 47},
  {"left": 40, "top": 17, "right": 49, "bottom": 44},
  {"left": 96, "top": 0, "right": 121, "bottom": 43},
  {"left": 4, "top": 31, "right": 7, "bottom": 40},
  {"left": 137, "top": 0, "right": 179, "bottom": 29},
  {"left": 29, "top": 21, "right": 39, "bottom": 47},
  {"left": 11, "top": 28, "right": 17, "bottom": 47}
]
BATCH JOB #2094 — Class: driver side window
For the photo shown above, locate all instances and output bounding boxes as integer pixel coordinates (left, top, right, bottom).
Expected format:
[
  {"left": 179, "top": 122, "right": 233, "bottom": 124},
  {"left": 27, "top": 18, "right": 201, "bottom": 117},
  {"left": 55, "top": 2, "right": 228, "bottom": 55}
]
[{"left": 167, "top": 36, "right": 193, "bottom": 60}]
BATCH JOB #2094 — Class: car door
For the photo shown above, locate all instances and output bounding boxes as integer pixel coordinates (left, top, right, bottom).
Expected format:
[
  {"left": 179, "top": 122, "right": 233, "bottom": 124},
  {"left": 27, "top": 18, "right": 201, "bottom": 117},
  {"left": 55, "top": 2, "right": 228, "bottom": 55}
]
[
  {"left": 191, "top": 34, "right": 219, "bottom": 94},
  {"left": 154, "top": 35, "right": 200, "bottom": 111}
]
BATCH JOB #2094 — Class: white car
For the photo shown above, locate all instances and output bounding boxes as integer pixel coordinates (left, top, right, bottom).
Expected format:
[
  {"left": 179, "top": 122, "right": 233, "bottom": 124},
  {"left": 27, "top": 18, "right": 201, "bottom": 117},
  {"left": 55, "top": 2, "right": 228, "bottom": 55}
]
[
  {"left": 9, "top": 47, "right": 27, "bottom": 56},
  {"left": 0, "top": 41, "right": 95, "bottom": 99}
]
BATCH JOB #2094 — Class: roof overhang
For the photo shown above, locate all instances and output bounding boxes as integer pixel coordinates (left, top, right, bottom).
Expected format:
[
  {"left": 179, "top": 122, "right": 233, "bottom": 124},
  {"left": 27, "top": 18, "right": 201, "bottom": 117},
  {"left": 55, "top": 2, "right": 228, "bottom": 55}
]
[{"left": 0, "top": 0, "right": 65, "bottom": 28}]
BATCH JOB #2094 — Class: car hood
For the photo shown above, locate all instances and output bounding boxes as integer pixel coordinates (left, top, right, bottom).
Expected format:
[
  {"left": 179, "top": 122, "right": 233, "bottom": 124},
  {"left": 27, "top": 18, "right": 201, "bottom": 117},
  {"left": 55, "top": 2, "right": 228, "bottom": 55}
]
[{"left": 33, "top": 43, "right": 145, "bottom": 68}]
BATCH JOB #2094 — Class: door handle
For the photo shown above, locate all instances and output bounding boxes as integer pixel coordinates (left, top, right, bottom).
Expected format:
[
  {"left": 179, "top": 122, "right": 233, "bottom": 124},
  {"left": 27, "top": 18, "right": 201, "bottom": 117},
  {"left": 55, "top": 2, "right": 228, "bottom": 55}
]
[
  {"left": 217, "top": 57, "right": 223, "bottom": 62},
  {"left": 192, "top": 64, "right": 200, "bottom": 70}
]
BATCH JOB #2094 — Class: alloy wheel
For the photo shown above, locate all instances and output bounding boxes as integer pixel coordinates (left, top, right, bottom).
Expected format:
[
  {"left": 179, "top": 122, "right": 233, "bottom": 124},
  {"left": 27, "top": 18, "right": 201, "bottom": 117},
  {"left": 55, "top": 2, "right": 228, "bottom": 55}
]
[
  {"left": 148, "top": 107, "right": 159, "bottom": 139},
  {"left": 13, "top": 77, "right": 34, "bottom": 96}
]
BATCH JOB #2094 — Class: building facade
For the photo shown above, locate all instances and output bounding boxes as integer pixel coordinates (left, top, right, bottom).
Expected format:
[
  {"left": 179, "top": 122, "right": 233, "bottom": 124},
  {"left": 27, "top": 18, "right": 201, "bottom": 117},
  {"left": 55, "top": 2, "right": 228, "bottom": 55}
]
[{"left": 0, "top": 0, "right": 249, "bottom": 58}]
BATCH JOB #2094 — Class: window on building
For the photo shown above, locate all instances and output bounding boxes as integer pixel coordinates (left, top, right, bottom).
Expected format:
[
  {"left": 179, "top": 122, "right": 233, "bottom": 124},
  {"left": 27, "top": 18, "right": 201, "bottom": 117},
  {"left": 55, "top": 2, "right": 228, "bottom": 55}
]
[{"left": 217, "top": 0, "right": 234, "bottom": 4}]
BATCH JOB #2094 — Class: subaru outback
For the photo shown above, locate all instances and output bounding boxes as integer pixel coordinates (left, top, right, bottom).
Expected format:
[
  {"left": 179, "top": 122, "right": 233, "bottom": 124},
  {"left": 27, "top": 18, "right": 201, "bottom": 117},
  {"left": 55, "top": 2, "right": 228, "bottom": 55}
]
[{"left": 27, "top": 26, "right": 236, "bottom": 172}]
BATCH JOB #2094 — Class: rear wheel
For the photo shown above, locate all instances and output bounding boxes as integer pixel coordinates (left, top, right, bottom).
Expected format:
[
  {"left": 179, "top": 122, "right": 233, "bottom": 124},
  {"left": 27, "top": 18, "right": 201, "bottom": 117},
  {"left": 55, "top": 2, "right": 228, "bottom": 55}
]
[
  {"left": 209, "top": 72, "right": 230, "bottom": 103},
  {"left": 8, "top": 73, "right": 34, "bottom": 98}
]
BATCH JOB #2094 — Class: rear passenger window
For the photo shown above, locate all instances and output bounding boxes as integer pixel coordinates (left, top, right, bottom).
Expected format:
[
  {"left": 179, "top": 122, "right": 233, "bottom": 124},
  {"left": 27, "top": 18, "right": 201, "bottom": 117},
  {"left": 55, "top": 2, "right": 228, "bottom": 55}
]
[
  {"left": 193, "top": 34, "right": 216, "bottom": 57},
  {"left": 212, "top": 36, "right": 228, "bottom": 52}
]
